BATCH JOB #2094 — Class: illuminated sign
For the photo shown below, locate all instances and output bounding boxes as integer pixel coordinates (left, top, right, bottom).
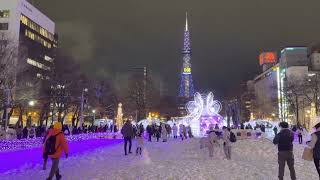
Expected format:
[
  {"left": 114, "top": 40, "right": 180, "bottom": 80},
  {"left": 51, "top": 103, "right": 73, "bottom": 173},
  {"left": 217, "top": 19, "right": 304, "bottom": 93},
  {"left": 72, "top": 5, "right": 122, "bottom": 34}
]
[
  {"left": 183, "top": 67, "right": 191, "bottom": 74},
  {"left": 259, "top": 52, "right": 277, "bottom": 66}
]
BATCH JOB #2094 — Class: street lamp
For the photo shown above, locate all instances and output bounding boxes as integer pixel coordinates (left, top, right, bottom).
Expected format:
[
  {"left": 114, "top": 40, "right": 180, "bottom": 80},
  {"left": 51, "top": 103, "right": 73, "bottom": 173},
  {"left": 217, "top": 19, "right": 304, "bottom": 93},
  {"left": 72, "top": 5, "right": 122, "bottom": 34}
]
[
  {"left": 28, "top": 100, "right": 35, "bottom": 106},
  {"left": 92, "top": 109, "right": 96, "bottom": 124}
]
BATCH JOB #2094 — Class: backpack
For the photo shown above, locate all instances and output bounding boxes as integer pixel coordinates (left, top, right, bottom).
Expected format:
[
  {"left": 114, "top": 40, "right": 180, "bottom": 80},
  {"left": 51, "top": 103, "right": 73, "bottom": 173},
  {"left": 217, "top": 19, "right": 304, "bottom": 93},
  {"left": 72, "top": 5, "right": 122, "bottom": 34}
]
[
  {"left": 230, "top": 132, "right": 237, "bottom": 143},
  {"left": 44, "top": 132, "right": 62, "bottom": 155}
]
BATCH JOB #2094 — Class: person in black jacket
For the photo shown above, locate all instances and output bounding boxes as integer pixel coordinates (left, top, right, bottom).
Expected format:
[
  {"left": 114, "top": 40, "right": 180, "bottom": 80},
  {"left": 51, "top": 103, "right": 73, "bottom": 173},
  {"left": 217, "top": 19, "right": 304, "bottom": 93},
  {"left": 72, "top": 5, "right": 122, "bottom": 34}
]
[
  {"left": 22, "top": 127, "right": 28, "bottom": 138},
  {"left": 273, "top": 122, "right": 296, "bottom": 180},
  {"left": 146, "top": 125, "right": 153, "bottom": 142},
  {"left": 121, "top": 120, "right": 134, "bottom": 155}
]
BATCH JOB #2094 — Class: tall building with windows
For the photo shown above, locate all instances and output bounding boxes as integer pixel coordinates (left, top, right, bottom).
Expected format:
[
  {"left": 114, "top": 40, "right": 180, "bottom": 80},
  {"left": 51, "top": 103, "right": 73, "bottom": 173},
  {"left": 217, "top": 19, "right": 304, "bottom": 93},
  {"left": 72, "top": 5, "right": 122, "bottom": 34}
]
[{"left": 0, "top": 0, "right": 57, "bottom": 83}]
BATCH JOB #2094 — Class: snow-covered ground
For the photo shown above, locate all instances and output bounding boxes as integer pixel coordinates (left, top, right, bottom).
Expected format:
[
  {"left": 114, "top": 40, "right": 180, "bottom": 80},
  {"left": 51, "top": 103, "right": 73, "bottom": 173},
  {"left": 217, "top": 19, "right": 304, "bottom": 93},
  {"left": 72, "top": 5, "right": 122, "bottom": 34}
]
[{"left": 1, "top": 138, "right": 317, "bottom": 180}]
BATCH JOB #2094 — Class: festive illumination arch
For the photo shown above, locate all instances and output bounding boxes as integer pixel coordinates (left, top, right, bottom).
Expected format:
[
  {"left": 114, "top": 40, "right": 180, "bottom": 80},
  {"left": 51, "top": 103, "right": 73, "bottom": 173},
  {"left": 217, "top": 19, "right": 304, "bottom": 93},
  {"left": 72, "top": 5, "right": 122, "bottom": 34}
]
[{"left": 183, "top": 92, "right": 223, "bottom": 137}]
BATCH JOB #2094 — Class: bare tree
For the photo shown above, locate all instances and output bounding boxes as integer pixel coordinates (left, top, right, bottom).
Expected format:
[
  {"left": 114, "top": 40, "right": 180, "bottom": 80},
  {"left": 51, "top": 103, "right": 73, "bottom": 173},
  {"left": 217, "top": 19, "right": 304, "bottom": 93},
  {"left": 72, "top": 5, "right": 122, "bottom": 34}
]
[
  {"left": 282, "top": 77, "right": 306, "bottom": 125},
  {"left": 0, "top": 33, "right": 27, "bottom": 129}
]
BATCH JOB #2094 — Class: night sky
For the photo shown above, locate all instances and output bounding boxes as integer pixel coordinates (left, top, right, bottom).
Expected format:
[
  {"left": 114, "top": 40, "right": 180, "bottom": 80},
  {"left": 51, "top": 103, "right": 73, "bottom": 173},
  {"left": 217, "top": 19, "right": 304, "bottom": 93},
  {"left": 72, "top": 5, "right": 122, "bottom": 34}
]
[{"left": 35, "top": 0, "right": 320, "bottom": 98}]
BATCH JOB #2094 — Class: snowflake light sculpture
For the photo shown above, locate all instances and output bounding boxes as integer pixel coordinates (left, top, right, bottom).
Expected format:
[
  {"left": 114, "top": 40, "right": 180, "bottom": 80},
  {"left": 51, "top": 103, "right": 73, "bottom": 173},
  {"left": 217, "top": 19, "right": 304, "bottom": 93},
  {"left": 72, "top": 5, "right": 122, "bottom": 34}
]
[{"left": 185, "top": 92, "right": 222, "bottom": 137}]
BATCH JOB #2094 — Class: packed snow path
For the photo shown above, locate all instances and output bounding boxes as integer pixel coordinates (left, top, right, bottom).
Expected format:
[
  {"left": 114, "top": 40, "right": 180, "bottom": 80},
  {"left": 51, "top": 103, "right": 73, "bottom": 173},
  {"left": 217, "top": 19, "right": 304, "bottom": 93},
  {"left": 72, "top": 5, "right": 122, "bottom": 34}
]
[{"left": 1, "top": 138, "right": 317, "bottom": 180}]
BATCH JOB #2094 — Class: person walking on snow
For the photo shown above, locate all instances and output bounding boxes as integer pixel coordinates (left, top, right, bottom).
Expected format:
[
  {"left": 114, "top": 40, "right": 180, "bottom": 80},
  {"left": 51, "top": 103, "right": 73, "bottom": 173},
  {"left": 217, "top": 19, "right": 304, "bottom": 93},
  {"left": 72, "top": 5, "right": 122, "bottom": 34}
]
[
  {"left": 121, "top": 120, "right": 134, "bottom": 155},
  {"left": 307, "top": 122, "right": 320, "bottom": 178},
  {"left": 146, "top": 124, "right": 153, "bottom": 142},
  {"left": 187, "top": 126, "right": 193, "bottom": 138},
  {"left": 207, "top": 127, "right": 217, "bottom": 157},
  {"left": 166, "top": 124, "right": 172, "bottom": 138},
  {"left": 172, "top": 124, "right": 178, "bottom": 139},
  {"left": 161, "top": 123, "right": 168, "bottom": 142},
  {"left": 273, "top": 122, "right": 296, "bottom": 180},
  {"left": 298, "top": 127, "right": 303, "bottom": 144},
  {"left": 44, "top": 122, "right": 68, "bottom": 180},
  {"left": 222, "top": 126, "right": 232, "bottom": 160},
  {"left": 179, "top": 124, "right": 184, "bottom": 140},
  {"left": 136, "top": 132, "right": 144, "bottom": 155},
  {"left": 183, "top": 125, "right": 187, "bottom": 139}
]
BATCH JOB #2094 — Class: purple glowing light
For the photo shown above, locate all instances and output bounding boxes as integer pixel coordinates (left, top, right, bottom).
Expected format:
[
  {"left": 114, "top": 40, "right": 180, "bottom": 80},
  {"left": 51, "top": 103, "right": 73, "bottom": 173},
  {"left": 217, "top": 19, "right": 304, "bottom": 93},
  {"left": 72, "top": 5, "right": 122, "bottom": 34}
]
[
  {"left": 0, "top": 138, "right": 122, "bottom": 173},
  {"left": 0, "top": 132, "right": 114, "bottom": 152}
]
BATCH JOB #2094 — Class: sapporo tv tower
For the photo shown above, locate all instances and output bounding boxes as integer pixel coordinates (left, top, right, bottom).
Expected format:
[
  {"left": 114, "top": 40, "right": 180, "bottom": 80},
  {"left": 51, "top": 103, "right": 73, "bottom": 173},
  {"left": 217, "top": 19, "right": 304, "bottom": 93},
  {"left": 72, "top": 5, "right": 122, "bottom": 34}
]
[
  {"left": 179, "top": 12, "right": 194, "bottom": 99},
  {"left": 178, "top": 12, "right": 195, "bottom": 116}
]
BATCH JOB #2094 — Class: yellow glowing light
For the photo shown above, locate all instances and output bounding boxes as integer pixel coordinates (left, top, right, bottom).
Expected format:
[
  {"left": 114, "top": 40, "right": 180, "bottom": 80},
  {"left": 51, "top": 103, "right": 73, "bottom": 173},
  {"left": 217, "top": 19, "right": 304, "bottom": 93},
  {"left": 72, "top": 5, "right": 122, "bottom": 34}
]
[{"left": 184, "top": 67, "right": 191, "bottom": 73}]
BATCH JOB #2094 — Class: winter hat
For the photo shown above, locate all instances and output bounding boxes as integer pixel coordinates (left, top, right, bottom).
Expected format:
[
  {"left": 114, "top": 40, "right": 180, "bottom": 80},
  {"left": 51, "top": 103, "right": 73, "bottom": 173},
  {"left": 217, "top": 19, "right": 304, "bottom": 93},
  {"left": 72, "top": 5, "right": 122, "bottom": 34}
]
[
  {"left": 314, "top": 122, "right": 320, "bottom": 130},
  {"left": 54, "top": 122, "right": 62, "bottom": 130},
  {"left": 279, "top": 122, "right": 289, "bottom": 128}
]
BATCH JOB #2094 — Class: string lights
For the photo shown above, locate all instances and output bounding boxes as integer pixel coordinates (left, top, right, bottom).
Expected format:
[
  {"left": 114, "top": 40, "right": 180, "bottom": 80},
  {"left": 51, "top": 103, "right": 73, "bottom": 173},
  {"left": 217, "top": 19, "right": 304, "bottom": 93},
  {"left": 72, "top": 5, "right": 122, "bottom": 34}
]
[{"left": 0, "top": 132, "right": 111, "bottom": 152}]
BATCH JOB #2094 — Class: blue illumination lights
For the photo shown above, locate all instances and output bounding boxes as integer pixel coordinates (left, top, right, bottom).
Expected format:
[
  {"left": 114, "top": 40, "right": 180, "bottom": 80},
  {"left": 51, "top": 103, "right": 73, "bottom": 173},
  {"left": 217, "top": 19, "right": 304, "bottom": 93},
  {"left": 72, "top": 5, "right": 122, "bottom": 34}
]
[{"left": 179, "top": 12, "right": 194, "bottom": 98}]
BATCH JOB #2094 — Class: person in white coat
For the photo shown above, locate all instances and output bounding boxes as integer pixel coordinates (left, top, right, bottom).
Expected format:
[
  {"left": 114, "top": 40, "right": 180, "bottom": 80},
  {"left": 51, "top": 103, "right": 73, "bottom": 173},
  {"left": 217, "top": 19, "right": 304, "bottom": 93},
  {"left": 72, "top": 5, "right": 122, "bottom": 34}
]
[
  {"left": 161, "top": 123, "right": 168, "bottom": 142},
  {"left": 172, "top": 124, "right": 178, "bottom": 139},
  {"left": 207, "top": 128, "right": 217, "bottom": 157}
]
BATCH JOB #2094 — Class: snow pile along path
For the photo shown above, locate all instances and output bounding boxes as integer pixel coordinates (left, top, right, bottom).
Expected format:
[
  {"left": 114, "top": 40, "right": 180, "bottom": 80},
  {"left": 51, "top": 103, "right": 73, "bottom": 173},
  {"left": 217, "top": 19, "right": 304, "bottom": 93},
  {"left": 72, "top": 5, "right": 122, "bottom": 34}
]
[{"left": 1, "top": 138, "right": 317, "bottom": 180}]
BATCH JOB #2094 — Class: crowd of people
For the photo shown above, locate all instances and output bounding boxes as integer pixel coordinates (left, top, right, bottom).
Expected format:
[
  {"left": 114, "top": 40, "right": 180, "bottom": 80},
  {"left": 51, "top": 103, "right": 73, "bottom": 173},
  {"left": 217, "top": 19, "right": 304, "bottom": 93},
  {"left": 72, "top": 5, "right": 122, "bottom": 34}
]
[
  {"left": 7, "top": 123, "right": 119, "bottom": 140},
  {"left": 120, "top": 121, "right": 194, "bottom": 156},
  {"left": 200, "top": 126, "right": 236, "bottom": 160},
  {"left": 5, "top": 118, "right": 320, "bottom": 180}
]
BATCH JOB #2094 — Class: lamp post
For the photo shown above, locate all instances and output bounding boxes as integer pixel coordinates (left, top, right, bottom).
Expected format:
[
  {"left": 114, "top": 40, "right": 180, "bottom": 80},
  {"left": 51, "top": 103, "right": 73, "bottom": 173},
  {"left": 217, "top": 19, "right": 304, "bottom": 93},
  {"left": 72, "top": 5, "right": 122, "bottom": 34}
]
[
  {"left": 92, "top": 109, "right": 96, "bottom": 125},
  {"left": 27, "top": 100, "right": 35, "bottom": 127}
]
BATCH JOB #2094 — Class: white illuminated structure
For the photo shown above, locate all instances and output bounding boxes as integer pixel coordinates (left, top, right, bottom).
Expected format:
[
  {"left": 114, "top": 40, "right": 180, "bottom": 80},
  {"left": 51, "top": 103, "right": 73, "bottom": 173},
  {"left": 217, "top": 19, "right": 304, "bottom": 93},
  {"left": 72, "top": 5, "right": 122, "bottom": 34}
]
[{"left": 183, "top": 92, "right": 222, "bottom": 137}]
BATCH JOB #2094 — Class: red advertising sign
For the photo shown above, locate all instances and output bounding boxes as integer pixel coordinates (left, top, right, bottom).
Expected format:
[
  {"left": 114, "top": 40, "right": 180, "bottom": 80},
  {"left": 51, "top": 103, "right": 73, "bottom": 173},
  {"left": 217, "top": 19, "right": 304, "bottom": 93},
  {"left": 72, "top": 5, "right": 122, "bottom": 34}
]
[{"left": 259, "top": 52, "right": 277, "bottom": 65}]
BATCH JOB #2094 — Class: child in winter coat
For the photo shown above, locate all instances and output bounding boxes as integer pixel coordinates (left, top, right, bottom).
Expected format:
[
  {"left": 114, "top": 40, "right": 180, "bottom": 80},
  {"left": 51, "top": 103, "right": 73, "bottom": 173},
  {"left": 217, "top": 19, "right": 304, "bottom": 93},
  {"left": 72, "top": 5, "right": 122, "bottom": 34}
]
[
  {"left": 207, "top": 130, "right": 218, "bottom": 157},
  {"left": 136, "top": 133, "right": 144, "bottom": 155},
  {"left": 172, "top": 124, "right": 178, "bottom": 139}
]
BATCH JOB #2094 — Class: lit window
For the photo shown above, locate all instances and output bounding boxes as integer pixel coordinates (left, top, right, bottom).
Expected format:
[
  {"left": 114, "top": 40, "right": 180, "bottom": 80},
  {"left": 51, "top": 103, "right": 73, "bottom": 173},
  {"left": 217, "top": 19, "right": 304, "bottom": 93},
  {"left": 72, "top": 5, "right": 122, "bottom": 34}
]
[
  {"left": 27, "top": 58, "right": 51, "bottom": 71},
  {"left": 0, "top": 23, "right": 9, "bottom": 30},
  {"left": 44, "top": 55, "right": 54, "bottom": 62},
  {"left": 20, "top": 14, "right": 54, "bottom": 41},
  {"left": 25, "top": 29, "right": 52, "bottom": 48},
  {"left": 0, "top": 10, "right": 9, "bottom": 18}
]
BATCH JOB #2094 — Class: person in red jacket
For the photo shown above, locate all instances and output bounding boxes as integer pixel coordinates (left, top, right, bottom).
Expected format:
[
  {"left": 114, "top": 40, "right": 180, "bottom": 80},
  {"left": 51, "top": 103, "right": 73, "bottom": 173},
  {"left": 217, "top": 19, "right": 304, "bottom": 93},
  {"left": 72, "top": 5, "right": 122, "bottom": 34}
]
[{"left": 44, "top": 122, "right": 68, "bottom": 180}]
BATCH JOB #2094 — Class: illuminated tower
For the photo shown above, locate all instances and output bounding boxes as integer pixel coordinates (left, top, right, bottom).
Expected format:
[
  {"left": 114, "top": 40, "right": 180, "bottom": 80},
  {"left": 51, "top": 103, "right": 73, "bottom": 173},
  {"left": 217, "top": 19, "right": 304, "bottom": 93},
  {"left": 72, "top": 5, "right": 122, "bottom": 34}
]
[{"left": 179, "top": 12, "right": 194, "bottom": 98}]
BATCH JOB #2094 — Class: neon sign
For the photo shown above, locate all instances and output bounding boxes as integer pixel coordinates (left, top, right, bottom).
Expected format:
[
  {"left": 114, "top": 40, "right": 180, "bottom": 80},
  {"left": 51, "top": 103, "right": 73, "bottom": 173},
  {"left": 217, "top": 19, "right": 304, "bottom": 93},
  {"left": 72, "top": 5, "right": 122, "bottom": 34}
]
[{"left": 259, "top": 52, "right": 277, "bottom": 65}]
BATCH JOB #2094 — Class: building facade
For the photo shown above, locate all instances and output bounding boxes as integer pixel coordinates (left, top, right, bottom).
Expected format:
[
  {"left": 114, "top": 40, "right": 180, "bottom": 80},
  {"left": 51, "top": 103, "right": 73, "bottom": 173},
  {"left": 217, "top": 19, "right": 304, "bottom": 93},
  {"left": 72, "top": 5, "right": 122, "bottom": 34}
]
[
  {"left": 245, "top": 46, "right": 320, "bottom": 128},
  {"left": 0, "top": 0, "right": 57, "bottom": 83},
  {"left": 0, "top": 0, "right": 57, "bottom": 126}
]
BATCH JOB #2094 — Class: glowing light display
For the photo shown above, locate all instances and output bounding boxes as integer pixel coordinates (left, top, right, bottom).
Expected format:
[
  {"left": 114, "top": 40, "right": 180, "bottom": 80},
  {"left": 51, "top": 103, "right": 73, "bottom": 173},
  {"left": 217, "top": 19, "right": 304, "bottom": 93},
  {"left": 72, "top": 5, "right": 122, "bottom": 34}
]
[
  {"left": 259, "top": 52, "right": 277, "bottom": 65},
  {"left": 183, "top": 67, "right": 191, "bottom": 74},
  {"left": 184, "top": 92, "right": 222, "bottom": 137},
  {"left": 0, "top": 132, "right": 113, "bottom": 152}
]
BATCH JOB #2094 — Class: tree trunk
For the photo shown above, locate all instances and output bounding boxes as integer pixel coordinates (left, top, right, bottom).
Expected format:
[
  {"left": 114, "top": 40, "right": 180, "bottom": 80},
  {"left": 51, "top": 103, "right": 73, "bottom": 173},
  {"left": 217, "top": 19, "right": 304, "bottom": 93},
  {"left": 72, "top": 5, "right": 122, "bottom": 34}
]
[{"left": 18, "top": 106, "right": 24, "bottom": 128}]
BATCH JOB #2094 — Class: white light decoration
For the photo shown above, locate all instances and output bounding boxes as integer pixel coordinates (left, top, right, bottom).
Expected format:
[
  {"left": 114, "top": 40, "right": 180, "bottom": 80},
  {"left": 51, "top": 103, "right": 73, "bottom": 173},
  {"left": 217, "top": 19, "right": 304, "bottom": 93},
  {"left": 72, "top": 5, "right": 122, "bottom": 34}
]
[{"left": 183, "top": 92, "right": 222, "bottom": 137}]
